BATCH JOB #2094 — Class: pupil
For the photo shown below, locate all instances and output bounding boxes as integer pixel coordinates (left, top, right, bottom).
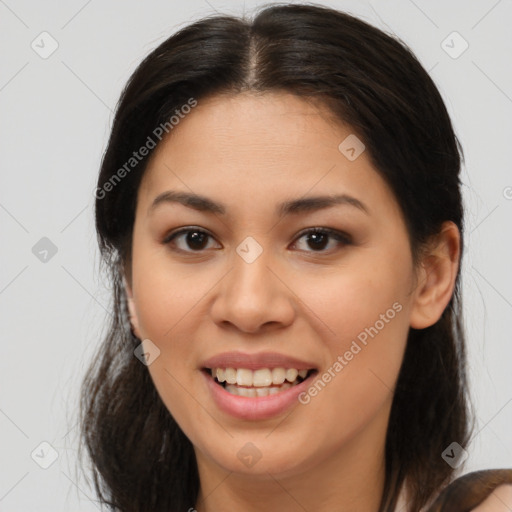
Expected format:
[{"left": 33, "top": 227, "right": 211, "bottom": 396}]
[
  {"left": 187, "top": 231, "right": 207, "bottom": 250},
  {"left": 308, "top": 232, "right": 327, "bottom": 250}
]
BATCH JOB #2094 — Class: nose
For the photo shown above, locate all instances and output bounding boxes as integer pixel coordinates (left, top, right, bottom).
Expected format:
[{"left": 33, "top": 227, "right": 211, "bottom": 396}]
[{"left": 209, "top": 247, "right": 296, "bottom": 334}]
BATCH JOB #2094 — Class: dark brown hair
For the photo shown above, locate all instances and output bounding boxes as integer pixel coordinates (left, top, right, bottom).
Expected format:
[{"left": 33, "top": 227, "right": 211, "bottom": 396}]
[
  {"left": 428, "top": 469, "right": 512, "bottom": 511},
  {"left": 80, "top": 3, "right": 473, "bottom": 511}
]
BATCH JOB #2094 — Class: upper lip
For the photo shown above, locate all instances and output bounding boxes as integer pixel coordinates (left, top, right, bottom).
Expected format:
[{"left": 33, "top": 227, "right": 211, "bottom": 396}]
[{"left": 201, "top": 351, "right": 317, "bottom": 371}]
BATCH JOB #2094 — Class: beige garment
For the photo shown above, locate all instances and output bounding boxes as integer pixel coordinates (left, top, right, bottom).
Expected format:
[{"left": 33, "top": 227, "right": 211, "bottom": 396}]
[
  {"left": 393, "top": 485, "right": 427, "bottom": 512},
  {"left": 394, "top": 487, "right": 411, "bottom": 512},
  {"left": 394, "top": 490, "right": 408, "bottom": 511}
]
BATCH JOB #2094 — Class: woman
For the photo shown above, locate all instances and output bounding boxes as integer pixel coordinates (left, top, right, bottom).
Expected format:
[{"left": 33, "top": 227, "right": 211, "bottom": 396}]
[{"left": 80, "top": 4, "right": 512, "bottom": 511}]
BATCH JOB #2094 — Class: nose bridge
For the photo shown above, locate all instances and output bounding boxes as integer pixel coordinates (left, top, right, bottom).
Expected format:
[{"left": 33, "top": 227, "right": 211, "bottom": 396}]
[
  {"left": 234, "top": 239, "right": 273, "bottom": 294},
  {"left": 211, "top": 237, "right": 295, "bottom": 332}
]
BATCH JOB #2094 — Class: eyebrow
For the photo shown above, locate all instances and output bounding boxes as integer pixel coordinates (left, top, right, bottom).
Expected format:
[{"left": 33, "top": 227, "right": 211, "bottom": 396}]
[{"left": 149, "top": 190, "right": 369, "bottom": 217}]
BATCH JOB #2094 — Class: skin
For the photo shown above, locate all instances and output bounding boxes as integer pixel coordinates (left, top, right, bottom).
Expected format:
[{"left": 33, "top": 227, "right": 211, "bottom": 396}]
[
  {"left": 125, "top": 92, "right": 460, "bottom": 511},
  {"left": 474, "top": 486, "right": 512, "bottom": 511}
]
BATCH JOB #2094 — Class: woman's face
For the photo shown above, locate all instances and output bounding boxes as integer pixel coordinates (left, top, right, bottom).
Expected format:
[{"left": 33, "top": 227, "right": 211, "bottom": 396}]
[{"left": 127, "top": 92, "right": 422, "bottom": 480}]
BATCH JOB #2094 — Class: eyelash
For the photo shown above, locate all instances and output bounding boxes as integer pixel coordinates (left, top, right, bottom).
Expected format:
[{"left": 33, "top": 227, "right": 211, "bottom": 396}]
[{"left": 162, "top": 226, "right": 352, "bottom": 254}]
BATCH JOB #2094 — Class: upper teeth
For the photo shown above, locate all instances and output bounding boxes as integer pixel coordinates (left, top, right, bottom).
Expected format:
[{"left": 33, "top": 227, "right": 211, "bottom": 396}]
[{"left": 213, "top": 368, "right": 308, "bottom": 387}]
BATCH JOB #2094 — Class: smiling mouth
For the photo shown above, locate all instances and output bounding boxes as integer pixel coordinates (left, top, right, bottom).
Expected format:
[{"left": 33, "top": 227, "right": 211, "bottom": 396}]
[{"left": 204, "top": 367, "right": 317, "bottom": 397}]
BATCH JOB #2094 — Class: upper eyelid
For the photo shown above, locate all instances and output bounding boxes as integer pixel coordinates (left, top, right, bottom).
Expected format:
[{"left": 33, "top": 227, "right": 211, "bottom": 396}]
[{"left": 163, "top": 226, "right": 216, "bottom": 242}]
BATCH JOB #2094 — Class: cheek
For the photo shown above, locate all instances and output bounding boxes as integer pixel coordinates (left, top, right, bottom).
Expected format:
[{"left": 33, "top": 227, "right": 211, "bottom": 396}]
[
  {"left": 131, "top": 264, "right": 208, "bottom": 432},
  {"left": 290, "top": 250, "right": 412, "bottom": 417},
  {"left": 292, "top": 258, "right": 411, "bottom": 351},
  {"left": 131, "top": 250, "right": 215, "bottom": 342},
  {"left": 294, "top": 291, "right": 410, "bottom": 454}
]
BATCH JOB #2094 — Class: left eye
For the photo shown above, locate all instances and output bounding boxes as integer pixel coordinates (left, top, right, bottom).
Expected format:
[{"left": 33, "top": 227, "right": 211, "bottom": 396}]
[
  {"left": 292, "top": 228, "right": 351, "bottom": 252},
  {"left": 163, "top": 227, "right": 351, "bottom": 253}
]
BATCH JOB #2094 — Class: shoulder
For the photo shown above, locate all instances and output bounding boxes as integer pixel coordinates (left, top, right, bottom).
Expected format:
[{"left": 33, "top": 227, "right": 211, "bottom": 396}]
[
  {"left": 470, "top": 484, "right": 512, "bottom": 511},
  {"left": 425, "top": 469, "right": 512, "bottom": 512}
]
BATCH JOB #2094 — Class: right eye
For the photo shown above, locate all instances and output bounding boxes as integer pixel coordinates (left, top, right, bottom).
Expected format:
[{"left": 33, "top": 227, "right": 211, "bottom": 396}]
[{"left": 163, "top": 227, "right": 221, "bottom": 253}]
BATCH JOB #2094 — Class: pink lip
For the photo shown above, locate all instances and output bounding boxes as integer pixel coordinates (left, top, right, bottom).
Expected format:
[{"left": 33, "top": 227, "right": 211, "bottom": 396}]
[
  {"left": 201, "top": 351, "right": 317, "bottom": 371},
  {"left": 202, "top": 370, "right": 315, "bottom": 421}
]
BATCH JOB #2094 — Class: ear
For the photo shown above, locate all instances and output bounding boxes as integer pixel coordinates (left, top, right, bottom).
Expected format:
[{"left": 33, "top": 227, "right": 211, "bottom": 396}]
[
  {"left": 409, "top": 221, "right": 461, "bottom": 329},
  {"left": 123, "top": 275, "right": 142, "bottom": 339}
]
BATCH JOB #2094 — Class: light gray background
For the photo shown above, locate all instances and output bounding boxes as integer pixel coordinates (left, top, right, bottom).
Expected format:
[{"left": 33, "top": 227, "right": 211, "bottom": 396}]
[{"left": 1, "top": 0, "right": 511, "bottom": 510}]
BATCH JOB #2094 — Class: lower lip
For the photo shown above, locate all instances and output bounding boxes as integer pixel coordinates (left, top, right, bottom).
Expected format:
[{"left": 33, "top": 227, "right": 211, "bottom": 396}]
[{"left": 202, "top": 370, "right": 314, "bottom": 421}]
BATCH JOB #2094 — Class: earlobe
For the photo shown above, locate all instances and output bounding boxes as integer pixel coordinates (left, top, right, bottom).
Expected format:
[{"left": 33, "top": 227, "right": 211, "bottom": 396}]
[
  {"left": 123, "top": 276, "right": 142, "bottom": 339},
  {"left": 409, "top": 221, "right": 460, "bottom": 329}
]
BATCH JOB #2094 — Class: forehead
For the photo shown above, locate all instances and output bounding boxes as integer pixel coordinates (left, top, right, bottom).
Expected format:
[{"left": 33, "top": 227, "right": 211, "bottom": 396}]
[
  {"left": 147, "top": 92, "right": 347, "bottom": 168},
  {"left": 137, "top": 92, "right": 399, "bottom": 221}
]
